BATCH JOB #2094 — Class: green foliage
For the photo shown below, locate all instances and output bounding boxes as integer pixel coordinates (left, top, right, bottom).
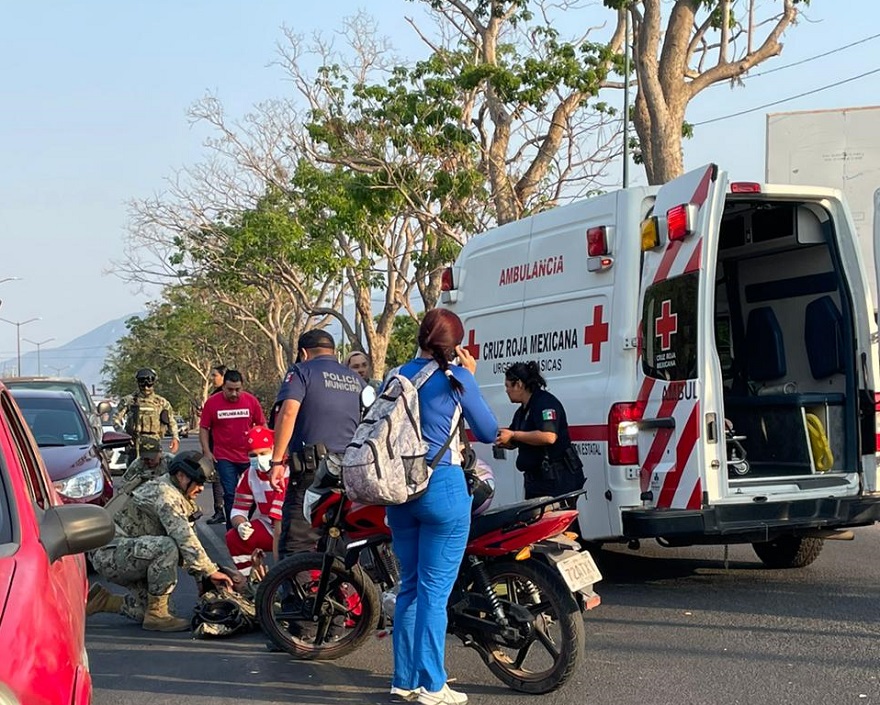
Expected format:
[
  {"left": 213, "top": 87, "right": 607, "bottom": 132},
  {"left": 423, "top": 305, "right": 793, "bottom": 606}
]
[{"left": 384, "top": 314, "right": 423, "bottom": 369}]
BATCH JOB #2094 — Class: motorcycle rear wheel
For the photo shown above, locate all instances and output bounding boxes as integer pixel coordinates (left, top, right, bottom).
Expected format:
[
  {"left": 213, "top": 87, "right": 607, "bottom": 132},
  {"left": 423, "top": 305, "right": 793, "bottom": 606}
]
[
  {"left": 256, "top": 552, "right": 379, "bottom": 660},
  {"left": 473, "top": 559, "right": 584, "bottom": 694}
]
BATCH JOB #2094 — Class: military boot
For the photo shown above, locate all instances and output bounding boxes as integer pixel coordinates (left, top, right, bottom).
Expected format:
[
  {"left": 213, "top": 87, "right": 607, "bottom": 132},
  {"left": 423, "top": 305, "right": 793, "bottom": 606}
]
[
  {"left": 86, "top": 584, "right": 123, "bottom": 616},
  {"left": 142, "top": 594, "right": 190, "bottom": 632}
]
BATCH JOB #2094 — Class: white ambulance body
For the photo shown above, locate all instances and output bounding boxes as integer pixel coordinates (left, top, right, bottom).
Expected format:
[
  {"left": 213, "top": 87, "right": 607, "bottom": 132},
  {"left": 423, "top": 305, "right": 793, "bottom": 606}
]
[{"left": 442, "top": 164, "right": 880, "bottom": 566}]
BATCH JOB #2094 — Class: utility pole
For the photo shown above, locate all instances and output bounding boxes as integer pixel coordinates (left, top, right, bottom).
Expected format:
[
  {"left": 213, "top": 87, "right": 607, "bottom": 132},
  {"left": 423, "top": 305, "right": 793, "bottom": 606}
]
[
  {"left": 23, "top": 337, "right": 54, "bottom": 376},
  {"left": 622, "top": 8, "right": 631, "bottom": 188},
  {"left": 0, "top": 317, "right": 41, "bottom": 377}
]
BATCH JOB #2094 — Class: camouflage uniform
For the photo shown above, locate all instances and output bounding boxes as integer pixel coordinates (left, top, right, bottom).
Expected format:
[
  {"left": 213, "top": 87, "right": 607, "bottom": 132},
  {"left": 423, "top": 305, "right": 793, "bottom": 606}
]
[
  {"left": 103, "top": 451, "right": 173, "bottom": 523},
  {"left": 113, "top": 389, "right": 178, "bottom": 462},
  {"left": 90, "top": 474, "right": 218, "bottom": 622}
]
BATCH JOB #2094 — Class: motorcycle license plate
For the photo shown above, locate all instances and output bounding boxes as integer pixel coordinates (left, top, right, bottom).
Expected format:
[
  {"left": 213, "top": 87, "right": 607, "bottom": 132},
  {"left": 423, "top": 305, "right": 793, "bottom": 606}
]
[{"left": 554, "top": 551, "right": 602, "bottom": 593}]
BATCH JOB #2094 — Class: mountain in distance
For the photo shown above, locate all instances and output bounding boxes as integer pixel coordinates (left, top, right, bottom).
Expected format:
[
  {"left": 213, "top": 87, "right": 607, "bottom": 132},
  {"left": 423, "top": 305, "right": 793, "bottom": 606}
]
[{"left": 0, "top": 312, "right": 143, "bottom": 395}]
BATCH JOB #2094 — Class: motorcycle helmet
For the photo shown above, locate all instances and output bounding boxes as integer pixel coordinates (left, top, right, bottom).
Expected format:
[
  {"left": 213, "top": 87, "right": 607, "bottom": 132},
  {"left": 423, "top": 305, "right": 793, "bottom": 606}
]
[
  {"left": 135, "top": 368, "right": 158, "bottom": 387},
  {"left": 169, "top": 450, "right": 208, "bottom": 485},
  {"left": 467, "top": 459, "right": 495, "bottom": 516}
]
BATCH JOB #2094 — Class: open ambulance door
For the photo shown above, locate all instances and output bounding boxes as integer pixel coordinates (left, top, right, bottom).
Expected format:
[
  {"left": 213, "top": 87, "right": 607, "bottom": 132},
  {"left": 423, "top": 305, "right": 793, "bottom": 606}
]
[{"left": 635, "top": 164, "right": 729, "bottom": 512}]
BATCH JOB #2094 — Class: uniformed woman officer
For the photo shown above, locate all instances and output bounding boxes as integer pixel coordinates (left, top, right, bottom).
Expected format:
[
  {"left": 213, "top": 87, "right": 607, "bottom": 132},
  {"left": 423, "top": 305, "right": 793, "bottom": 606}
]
[{"left": 495, "top": 361, "right": 585, "bottom": 506}]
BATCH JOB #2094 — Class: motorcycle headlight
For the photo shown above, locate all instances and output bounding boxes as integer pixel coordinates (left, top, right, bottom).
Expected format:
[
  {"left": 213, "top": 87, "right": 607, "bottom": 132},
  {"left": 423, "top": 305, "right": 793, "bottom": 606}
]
[
  {"left": 54, "top": 467, "right": 104, "bottom": 499},
  {"left": 303, "top": 488, "right": 323, "bottom": 522}
]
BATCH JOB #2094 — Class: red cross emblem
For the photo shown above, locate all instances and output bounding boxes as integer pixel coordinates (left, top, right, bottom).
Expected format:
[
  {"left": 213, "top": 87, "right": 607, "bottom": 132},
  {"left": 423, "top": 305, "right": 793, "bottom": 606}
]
[
  {"left": 583, "top": 305, "right": 609, "bottom": 363},
  {"left": 463, "top": 329, "right": 480, "bottom": 360},
  {"left": 655, "top": 300, "right": 678, "bottom": 351}
]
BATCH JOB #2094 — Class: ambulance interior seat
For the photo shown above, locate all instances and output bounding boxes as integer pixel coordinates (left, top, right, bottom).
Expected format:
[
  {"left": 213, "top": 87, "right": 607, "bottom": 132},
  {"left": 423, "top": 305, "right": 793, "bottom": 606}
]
[
  {"left": 725, "top": 306, "right": 815, "bottom": 475},
  {"left": 804, "top": 295, "right": 844, "bottom": 380}
]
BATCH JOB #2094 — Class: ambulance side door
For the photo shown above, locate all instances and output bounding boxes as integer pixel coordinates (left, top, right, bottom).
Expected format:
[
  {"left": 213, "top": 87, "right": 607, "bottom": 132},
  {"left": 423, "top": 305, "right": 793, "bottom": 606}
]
[{"left": 636, "top": 164, "right": 729, "bottom": 511}]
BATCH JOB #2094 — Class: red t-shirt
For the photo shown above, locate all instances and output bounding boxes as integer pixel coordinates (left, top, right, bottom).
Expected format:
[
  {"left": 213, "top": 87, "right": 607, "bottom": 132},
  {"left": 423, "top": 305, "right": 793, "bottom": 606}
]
[{"left": 199, "top": 392, "right": 266, "bottom": 463}]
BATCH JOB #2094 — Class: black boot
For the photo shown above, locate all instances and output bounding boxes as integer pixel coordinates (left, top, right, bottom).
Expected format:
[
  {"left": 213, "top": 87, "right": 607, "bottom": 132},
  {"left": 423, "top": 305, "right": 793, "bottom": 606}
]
[{"left": 206, "top": 509, "right": 225, "bottom": 525}]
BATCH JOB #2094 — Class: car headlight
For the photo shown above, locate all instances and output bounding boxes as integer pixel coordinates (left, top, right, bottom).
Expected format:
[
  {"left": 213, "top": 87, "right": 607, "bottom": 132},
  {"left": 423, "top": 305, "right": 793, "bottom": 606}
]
[{"left": 54, "top": 467, "right": 104, "bottom": 499}]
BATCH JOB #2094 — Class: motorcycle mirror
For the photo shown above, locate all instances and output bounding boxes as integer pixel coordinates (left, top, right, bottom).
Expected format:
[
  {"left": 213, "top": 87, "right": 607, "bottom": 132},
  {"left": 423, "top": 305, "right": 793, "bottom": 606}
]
[{"left": 360, "top": 386, "right": 377, "bottom": 409}]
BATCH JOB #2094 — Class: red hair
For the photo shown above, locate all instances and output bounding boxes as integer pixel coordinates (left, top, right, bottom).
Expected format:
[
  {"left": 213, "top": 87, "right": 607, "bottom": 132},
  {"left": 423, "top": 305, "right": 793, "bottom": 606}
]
[{"left": 418, "top": 309, "right": 465, "bottom": 392}]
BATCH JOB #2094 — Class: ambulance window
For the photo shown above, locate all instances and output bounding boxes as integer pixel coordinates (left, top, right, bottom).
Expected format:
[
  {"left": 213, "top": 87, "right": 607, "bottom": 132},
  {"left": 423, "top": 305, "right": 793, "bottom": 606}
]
[
  {"left": 715, "top": 316, "right": 734, "bottom": 378},
  {"left": 642, "top": 273, "right": 698, "bottom": 381}
]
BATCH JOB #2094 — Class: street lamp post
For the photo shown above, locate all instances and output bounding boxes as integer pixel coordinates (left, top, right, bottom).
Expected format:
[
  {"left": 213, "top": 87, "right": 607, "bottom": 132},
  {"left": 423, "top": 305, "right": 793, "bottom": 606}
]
[
  {"left": 23, "top": 337, "right": 55, "bottom": 377},
  {"left": 0, "top": 317, "right": 41, "bottom": 377}
]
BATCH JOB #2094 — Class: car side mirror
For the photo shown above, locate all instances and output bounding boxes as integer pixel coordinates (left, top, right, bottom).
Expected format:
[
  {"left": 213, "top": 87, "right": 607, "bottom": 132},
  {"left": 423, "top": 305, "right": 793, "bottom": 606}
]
[
  {"left": 100, "top": 430, "right": 132, "bottom": 450},
  {"left": 96, "top": 401, "right": 112, "bottom": 415},
  {"left": 40, "top": 504, "right": 115, "bottom": 562}
]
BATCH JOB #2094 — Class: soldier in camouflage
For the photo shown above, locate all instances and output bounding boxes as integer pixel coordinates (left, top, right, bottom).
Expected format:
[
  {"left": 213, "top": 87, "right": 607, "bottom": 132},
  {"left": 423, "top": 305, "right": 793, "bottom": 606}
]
[
  {"left": 103, "top": 437, "right": 172, "bottom": 522},
  {"left": 87, "top": 451, "right": 234, "bottom": 631},
  {"left": 113, "top": 368, "right": 179, "bottom": 465}
]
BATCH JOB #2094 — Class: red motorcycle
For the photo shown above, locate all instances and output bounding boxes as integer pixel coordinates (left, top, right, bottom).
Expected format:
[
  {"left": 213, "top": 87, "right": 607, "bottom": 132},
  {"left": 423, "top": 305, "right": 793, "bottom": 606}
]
[{"left": 256, "top": 459, "right": 601, "bottom": 694}]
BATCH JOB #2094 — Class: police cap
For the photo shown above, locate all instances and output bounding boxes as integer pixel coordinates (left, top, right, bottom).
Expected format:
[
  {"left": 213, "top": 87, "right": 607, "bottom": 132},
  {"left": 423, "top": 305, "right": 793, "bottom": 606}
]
[
  {"left": 297, "top": 329, "right": 335, "bottom": 351},
  {"left": 169, "top": 450, "right": 208, "bottom": 484}
]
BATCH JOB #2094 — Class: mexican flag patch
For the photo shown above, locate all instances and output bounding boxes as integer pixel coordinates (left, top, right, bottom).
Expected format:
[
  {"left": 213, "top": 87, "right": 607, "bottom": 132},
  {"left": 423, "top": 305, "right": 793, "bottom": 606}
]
[{"left": 541, "top": 408, "right": 557, "bottom": 421}]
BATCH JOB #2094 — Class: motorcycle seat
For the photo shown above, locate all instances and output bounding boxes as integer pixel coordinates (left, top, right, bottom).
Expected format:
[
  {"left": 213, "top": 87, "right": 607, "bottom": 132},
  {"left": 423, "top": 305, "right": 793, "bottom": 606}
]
[{"left": 469, "top": 496, "right": 553, "bottom": 538}]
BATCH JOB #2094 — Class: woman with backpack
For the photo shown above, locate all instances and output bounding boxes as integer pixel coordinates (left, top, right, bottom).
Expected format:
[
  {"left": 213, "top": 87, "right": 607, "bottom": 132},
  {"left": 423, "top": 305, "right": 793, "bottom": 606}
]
[{"left": 386, "top": 309, "right": 498, "bottom": 705}]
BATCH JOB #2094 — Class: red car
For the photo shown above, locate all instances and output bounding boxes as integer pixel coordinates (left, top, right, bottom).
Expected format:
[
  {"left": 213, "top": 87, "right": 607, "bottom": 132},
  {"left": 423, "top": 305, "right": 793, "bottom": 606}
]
[
  {"left": 0, "top": 381, "right": 114, "bottom": 704},
  {"left": 10, "top": 389, "right": 130, "bottom": 506}
]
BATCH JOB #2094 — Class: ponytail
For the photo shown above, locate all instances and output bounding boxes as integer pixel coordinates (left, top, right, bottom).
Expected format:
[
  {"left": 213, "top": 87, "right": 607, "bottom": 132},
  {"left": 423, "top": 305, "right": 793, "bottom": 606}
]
[{"left": 429, "top": 346, "right": 464, "bottom": 394}]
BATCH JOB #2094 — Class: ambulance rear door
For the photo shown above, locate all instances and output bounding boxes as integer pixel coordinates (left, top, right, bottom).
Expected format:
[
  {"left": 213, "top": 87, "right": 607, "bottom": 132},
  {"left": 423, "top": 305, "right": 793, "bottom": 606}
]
[{"left": 636, "top": 164, "right": 729, "bottom": 512}]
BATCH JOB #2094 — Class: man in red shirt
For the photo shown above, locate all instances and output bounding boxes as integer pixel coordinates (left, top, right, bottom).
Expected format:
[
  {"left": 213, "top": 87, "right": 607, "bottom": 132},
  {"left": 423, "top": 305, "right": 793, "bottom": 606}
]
[{"left": 199, "top": 369, "right": 266, "bottom": 528}]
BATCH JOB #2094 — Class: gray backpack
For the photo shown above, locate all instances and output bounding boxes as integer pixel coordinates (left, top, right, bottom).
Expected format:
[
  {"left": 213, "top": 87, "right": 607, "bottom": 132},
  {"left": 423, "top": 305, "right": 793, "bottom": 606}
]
[{"left": 342, "top": 362, "right": 458, "bottom": 505}]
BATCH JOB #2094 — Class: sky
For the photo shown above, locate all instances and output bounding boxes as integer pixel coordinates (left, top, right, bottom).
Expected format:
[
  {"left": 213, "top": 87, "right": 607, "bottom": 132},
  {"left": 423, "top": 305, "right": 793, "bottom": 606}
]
[{"left": 1, "top": 0, "right": 878, "bottom": 366}]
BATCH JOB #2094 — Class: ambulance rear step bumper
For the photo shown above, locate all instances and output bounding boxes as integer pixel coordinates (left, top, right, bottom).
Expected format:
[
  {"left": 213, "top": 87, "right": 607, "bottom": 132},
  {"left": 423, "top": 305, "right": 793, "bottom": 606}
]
[{"left": 621, "top": 495, "right": 880, "bottom": 545}]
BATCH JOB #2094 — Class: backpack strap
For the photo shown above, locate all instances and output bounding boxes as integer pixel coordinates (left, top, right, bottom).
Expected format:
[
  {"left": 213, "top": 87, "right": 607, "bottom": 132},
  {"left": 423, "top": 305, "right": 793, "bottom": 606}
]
[
  {"left": 409, "top": 360, "right": 440, "bottom": 389},
  {"left": 429, "top": 404, "right": 463, "bottom": 469}
]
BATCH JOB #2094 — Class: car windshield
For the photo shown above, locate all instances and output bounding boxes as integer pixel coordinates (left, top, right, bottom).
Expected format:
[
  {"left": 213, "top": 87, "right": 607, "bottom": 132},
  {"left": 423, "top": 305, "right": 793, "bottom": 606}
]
[
  {"left": 5, "top": 381, "right": 92, "bottom": 415},
  {"left": 15, "top": 397, "right": 90, "bottom": 447}
]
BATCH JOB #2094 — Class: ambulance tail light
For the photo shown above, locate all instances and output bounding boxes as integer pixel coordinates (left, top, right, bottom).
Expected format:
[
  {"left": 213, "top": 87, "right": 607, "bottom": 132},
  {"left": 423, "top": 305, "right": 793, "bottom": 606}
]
[
  {"left": 440, "top": 267, "right": 459, "bottom": 304},
  {"left": 666, "top": 204, "right": 697, "bottom": 242},
  {"left": 608, "top": 401, "right": 644, "bottom": 465},
  {"left": 730, "top": 182, "right": 761, "bottom": 194},
  {"left": 587, "top": 226, "right": 608, "bottom": 256}
]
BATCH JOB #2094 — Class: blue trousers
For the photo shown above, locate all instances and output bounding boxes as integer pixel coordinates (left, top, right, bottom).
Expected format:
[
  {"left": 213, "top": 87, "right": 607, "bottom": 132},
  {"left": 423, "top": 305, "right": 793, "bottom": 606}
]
[
  {"left": 386, "top": 464, "right": 471, "bottom": 693},
  {"left": 214, "top": 459, "right": 249, "bottom": 528}
]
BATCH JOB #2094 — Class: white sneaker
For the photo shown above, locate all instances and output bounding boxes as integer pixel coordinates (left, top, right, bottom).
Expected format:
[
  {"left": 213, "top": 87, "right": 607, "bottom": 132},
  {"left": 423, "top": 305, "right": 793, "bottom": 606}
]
[
  {"left": 417, "top": 684, "right": 468, "bottom": 705},
  {"left": 390, "top": 686, "right": 419, "bottom": 701}
]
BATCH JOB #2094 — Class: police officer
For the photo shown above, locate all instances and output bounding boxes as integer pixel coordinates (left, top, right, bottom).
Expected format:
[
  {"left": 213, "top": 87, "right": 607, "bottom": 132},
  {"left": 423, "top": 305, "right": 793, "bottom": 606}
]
[
  {"left": 113, "top": 368, "right": 179, "bottom": 464},
  {"left": 87, "top": 451, "right": 234, "bottom": 631},
  {"left": 495, "top": 361, "right": 585, "bottom": 507},
  {"left": 269, "top": 330, "right": 364, "bottom": 556},
  {"left": 103, "top": 437, "right": 172, "bottom": 522}
]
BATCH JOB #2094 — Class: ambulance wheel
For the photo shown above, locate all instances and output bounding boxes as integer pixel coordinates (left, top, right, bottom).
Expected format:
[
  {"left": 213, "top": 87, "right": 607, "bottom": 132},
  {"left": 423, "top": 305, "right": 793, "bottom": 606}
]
[{"left": 752, "top": 536, "right": 824, "bottom": 568}]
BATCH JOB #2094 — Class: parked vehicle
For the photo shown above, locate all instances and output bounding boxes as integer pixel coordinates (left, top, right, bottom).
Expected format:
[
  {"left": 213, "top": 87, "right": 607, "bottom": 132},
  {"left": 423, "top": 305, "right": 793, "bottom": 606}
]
[
  {"left": 440, "top": 164, "right": 880, "bottom": 568},
  {"left": 2, "top": 376, "right": 110, "bottom": 441},
  {"left": 11, "top": 389, "right": 129, "bottom": 506},
  {"left": 257, "top": 459, "right": 600, "bottom": 694},
  {"left": 0, "top": 380, "right": 115, "bottom": 704},
  {"left": 171, "top": 415, "right": 189, "bottom": 438},
  {"left": 101, "top": 422, "right": 129, "bottom": 475}
]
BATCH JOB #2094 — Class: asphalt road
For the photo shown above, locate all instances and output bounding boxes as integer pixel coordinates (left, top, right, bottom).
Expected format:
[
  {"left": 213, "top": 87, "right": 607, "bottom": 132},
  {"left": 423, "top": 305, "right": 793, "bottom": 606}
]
[{"left": 89, "top": 438, "right": 880, "bottom": 705}]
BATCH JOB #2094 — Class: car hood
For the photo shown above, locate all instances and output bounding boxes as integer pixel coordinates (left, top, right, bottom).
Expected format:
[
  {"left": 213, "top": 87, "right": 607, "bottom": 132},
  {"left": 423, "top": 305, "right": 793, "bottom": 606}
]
[{"left": 38, "top": 445, "right": 100, "bottom": 481}]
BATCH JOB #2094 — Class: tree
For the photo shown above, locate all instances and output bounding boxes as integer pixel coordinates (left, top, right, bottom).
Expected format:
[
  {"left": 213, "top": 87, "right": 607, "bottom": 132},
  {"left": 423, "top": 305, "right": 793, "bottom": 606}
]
[{"left": 608, "top": 0, "right": 803, "bottom": 184}]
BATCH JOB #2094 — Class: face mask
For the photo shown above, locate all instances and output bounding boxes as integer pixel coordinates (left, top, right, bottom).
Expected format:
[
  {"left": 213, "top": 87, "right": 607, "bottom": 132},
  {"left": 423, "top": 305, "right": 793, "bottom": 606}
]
[{"left": 250, "top": 455, "right": 272, "bottom": 472}]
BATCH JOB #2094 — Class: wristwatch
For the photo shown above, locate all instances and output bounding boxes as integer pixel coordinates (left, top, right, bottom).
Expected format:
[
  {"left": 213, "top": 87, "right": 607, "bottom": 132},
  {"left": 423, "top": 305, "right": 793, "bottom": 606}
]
[{"left": 270, "top": 460, "right": 286, "bottom": 467}]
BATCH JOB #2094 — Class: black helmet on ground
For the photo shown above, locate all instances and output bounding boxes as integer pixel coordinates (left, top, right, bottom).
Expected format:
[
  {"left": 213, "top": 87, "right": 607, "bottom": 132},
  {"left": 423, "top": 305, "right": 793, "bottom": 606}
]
[
  {"left": 169, "top": 450, "right": 208, "bottom": 485},
  {"left": 136, "top": 368, "right": 158, "bottom": 386}
]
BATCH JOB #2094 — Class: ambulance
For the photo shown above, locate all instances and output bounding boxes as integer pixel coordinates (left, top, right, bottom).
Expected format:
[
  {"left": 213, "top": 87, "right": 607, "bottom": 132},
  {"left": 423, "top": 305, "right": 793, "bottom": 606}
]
[{"left": 442, "top": 164, "right": 880, "bottom": 568}]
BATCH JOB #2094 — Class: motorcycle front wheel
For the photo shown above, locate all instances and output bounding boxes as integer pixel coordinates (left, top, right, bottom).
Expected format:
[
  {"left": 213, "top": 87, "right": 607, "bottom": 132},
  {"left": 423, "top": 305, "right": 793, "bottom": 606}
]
[
  {"left": 256, "top": 552, "right": 379, "bottom": 660},
  {"left": 471, "top": 559, "right": 584, "bottom": 694}
]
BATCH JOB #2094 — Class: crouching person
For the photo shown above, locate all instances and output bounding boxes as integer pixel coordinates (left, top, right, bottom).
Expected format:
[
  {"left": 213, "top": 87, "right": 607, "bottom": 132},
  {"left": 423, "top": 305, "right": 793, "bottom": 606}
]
[
  {"left": 87, "top": 451, "right": 234, "bottom": 631},
  {"left": 225, "top": 426, "right": 288, "bottom": 574}
]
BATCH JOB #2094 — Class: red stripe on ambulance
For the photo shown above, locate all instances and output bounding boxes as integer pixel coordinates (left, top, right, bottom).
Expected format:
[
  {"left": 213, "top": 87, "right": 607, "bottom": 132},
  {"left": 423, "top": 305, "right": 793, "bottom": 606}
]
[{"left": 656, "top": 401, "right": 700, "bottom": 508}]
